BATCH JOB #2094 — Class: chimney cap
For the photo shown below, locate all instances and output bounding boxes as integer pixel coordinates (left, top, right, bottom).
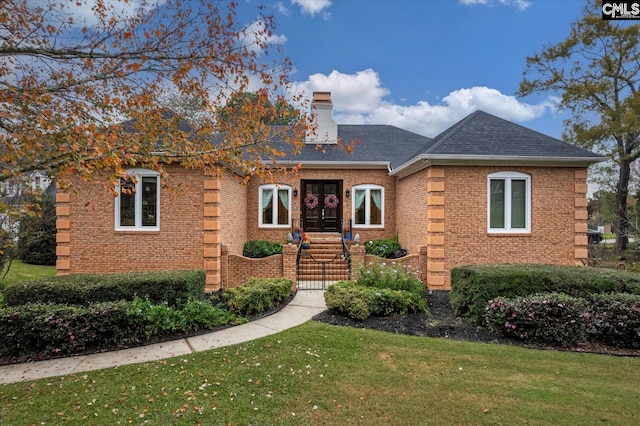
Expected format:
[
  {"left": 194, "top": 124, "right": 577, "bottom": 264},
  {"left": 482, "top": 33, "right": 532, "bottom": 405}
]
[{"left": 312, "top": 92, "right": 332, "bottom": 103}]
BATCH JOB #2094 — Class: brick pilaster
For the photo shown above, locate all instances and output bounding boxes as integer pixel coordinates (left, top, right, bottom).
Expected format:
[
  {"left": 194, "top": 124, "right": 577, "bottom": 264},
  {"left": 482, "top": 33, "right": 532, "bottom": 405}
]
[
  {"left": 282, "top": 244, "right": 298, "bottom": 291},
  {"left": 349, "top": 244, "right": 366, "bottom": 281},
  {"left": 55, "top": 192, "right": 71, "bottom": 275},
  {"left": 426, "top": 167, "right": 446, "bottom": 289},
  {"left": 574, "top": 168, "right": 589, "bottom": 264},
  {"left": 203, "top": 170, "right": 221, "bottom": 291}
]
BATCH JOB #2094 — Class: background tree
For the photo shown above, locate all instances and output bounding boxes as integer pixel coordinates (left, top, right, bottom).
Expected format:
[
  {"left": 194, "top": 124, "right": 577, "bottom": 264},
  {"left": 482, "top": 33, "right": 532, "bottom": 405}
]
[
  {"left": 0, "top": 0, "right": 307, "bottom": 206},
  {"left": 518, "top": 0, "right": 640, "bottom": 252},
  {"left": 16, "top": 192, "right": 57, "bottom": 266}
]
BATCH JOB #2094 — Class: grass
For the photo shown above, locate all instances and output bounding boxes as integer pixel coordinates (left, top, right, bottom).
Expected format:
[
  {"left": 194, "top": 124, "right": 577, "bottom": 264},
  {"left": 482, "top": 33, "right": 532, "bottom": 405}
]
[
  {"left": 1, "top": 322, "right": 639, "bottom": 425},
  {"left": 1, "top": 259, "right": 56, "bottom": 287}
]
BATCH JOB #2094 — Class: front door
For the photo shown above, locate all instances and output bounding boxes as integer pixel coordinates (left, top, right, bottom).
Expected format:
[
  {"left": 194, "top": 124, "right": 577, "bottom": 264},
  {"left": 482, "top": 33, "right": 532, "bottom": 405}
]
[{"left": 302, "top": 180, "right": 342, "bottom": 232}]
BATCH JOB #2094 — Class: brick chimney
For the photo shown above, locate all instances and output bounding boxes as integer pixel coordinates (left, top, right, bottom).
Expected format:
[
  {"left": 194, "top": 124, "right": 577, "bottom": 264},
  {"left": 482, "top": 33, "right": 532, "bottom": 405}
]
[{"left": 306, "top": 91, "right": 338, "bottom": 144}]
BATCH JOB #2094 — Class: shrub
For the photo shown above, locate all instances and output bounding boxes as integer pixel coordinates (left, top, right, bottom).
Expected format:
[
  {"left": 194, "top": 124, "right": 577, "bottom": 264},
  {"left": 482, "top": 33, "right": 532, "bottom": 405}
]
[
  {"left": 223, "top": 278, "right": 292, "bottom": 317},
  {"left": 364, "top": 237, "right": 403, "bottom": 259},
  {"left": 587, "top": 293, "right": 640, "bottom": 349},
  {"left": 0, "top": 301, "right": 141, "bottom": 360},
  {"left": 324, "top": 262, "right": 428, "bottom": 320},
  {"left": 484, "top": 293, "right": 589, "bottom": 347},
  {"left": 16, "top": 193, "right": 57, "bottom": 266},
  {"left": 2, "top": 270, "right": 206, "bottom": 307},
  {"left": 243, "top": 240, "right": 283, "bottom": 258},
  {"left": 356, "top": 261, "right": 423, "bottom": 293},
  {"left": 451, "top": 264, "right": 640, "bottom": 323}
]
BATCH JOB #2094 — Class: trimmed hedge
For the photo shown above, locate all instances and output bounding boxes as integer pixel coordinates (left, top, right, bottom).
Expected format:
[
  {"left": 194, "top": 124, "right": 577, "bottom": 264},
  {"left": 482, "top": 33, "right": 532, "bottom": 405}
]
[
  {"left": 484, "top": 293, "right": 589, "bottom": 347},
  {"left": 223, "top": 278, "right": 292, "bottom": 317},
  {"left": 242, "top": 240, "right": 283, "bottom": 258},
  {"left": 450, "top": 264, "right": 640, "bottom": 323},
  {"left": 587, "top": 293, "right": 640, "bottom": 349},
  {"left": 364, "top": 237, "right": 403, "bottom": 259},
  {"left": 0, "top": 298, "right": 241, "bottom": 361},
  {"left": 2, "top": 270, "right": 206, "bottom": 307}
]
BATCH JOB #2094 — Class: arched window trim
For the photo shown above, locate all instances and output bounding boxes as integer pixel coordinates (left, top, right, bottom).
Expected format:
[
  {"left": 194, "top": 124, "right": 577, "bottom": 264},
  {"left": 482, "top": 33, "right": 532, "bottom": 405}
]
[
  {"left": 487, "top": 171, "right": 531, "bottom": 234},
  {"left": 258, "top": 184, "right": 292, "bottom": 228},
  {"left": 115, "top": 168, "right": 160, "bottom": 231},
  {"left": 352, "top": 184, "right": 384, "bottom": 228}
]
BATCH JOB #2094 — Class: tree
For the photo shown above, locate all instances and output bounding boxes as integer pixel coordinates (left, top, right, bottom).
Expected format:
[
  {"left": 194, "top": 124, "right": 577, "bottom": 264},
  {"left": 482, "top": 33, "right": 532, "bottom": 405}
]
[
  {"left": 0, "top": 0, "right": 307, "bottom": 206},
  {"left": 518, "top": 0, "right": 640, "bottom": 252},
  {"left": 16, "top": 192, "right": 57, "bottom": 265}
]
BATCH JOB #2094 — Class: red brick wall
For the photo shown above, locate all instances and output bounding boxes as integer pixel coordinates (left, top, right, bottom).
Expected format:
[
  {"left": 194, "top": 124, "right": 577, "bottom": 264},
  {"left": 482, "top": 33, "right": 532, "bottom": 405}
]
[
  {"left": 396, "top": 170, "right": 428, "bottom": 255},
  {"left": 220, "top": 171, "right": 247, "bottom": 255},
  {"left": 247, "top": 168, "right": 397, "bottom": 243},
  {"left": 439, "top": 165, "right": 588, "bottom": 289},
  {"left": 58, "top": 165, "right": 205, "bottom": 275}
]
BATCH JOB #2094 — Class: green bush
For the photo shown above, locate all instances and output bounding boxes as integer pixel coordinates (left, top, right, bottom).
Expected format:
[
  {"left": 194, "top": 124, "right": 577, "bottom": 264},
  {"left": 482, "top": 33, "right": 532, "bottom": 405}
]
[
  {"left": 484, "top": 293, "right": 589, "bottom": 347},
  {"left": 243, "top": 240, "right": 283, "bottom": 258},
  {"left": 324, "top": 262, "right": 428, "bottom": 320},
  {"left": 0, "top": 301, "right": 141, "bottom": 360},
  {"left": 2, "top": 270, "right": 206, "bottom": 307},
  {"left": 16, "top": 193, "right": 57, "bottom": 266},
  {"left": 223, "top": 278, "right": 292, "bottom": 317},
  {"left": 364, "top": 237, "right": 403, "bottom": 259},
  {"left": 587, "top": 293, "right": 640, "bottom": 349},
  {"left": 356, "top": 262, "right": 424, "bottom": 293},
  {"left": 450, "top": 264, "right": 640, "bottom": 323},
  {"left": 0, "top": 297, "right": 242, "bottom": 361}
]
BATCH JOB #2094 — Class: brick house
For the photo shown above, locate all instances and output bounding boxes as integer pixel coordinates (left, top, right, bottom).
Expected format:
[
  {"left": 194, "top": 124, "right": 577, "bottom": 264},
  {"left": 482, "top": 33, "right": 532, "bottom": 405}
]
[{"left": 56, "top": 92, "right": 606, "bottom": 290}]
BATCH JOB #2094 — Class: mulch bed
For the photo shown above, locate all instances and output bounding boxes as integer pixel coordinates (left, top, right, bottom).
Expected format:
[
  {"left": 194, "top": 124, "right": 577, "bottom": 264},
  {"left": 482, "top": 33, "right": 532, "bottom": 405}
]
[{"left": 312, "top": 290, "right": 640, "bottom": 357}]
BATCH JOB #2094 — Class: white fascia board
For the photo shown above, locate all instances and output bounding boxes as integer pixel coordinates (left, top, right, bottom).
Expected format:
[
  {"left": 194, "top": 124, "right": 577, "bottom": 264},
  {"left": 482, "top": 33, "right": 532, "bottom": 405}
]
[
  {"left": 276, "top": 160, "right": 391, "bottom": 170},
  {"left": 390, "top": 154, "right": 609, "bottom": 178}
]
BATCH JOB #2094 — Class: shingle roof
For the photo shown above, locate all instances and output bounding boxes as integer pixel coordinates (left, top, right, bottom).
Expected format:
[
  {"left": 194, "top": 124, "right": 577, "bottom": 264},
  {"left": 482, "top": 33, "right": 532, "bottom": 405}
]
[
  {"left": 420, "top": 110, "right": 603, "bottom": 159},
  {"left": 279, "top": 125, "right": 433, "bottom": 170}
]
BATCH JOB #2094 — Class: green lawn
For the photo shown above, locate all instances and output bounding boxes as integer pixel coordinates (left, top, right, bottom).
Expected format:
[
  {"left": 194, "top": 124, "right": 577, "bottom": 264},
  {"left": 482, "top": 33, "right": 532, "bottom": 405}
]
[
  {"left": 0, "top": 259, "right": 56, "bottom": 287},
  {"left": 1, "top": 321, "right": 638, "bottom": 425}
]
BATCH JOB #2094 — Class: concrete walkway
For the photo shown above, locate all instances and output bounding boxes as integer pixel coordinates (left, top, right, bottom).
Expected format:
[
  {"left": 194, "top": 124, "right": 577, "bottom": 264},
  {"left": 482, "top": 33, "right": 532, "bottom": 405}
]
[{"left": 0, "top": 290, "right": 327, "bottom": 385}]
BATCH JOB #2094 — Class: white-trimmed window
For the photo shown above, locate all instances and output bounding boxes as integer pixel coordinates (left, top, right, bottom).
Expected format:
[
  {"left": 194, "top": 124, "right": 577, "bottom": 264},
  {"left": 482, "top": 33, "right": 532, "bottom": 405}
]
[
  {"left": 352, "top": 184, "right": 384, "bottom": 228},
  {"left": 115, "top": 169, "right": 160, "bottom": 231},
  {"left": 487, "top": 172, "right": 531, "bottom": 233},
  {"left": 259, "top": 184, "right": 291, "bottom": 227}
]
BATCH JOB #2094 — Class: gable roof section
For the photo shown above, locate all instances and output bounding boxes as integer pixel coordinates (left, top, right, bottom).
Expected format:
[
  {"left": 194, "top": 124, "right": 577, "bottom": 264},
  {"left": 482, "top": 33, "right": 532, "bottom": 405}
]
[{"left": 390, "top": 110, "right": 607, "bottom": 177}]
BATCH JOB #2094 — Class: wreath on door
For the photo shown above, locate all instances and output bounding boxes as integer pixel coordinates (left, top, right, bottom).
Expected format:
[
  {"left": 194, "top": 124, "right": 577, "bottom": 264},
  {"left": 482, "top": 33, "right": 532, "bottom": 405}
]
[
  {"left": 304, "top": 193, "right": 319, "bottom": 209},
  {"left": 324, "top": 194, "right": 339, "bottom": 209}
]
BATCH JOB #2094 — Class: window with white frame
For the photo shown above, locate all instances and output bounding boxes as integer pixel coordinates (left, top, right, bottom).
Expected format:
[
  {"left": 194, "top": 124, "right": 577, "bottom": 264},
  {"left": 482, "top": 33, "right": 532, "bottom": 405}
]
[
  {"left": 352, "top": 184, "right": 384, "bottom": 227},
  {"left": 259, "top": 184, "right": 291, "bottom": 227},
  {"left": 115, "top": 169, "right": 160, "bottom": 230},
  {"left": 487, "top": 172, "right": 531, "bottom": 233}
]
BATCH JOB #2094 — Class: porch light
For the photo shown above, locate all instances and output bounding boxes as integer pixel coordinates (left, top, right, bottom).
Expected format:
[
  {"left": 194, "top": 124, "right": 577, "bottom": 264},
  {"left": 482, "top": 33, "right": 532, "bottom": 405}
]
[
  {"left": 345, "top": 189, "right": 350, "bottom": 198},
  {"left": 293, "top": 188, "right": 298, "bottom": 197}
]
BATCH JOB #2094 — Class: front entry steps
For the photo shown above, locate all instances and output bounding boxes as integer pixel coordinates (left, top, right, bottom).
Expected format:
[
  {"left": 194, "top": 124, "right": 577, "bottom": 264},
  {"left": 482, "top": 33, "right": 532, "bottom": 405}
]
[{"left": 297, "top": 233, "right": 350, "bottom": 289}]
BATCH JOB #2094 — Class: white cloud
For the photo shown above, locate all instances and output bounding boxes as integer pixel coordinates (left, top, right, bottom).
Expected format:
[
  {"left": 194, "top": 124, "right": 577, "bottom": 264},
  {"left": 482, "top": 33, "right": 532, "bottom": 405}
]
[
  {"left": 459, "top": 0, "right": 531, "bottom": 11},
  {"left": 291, "top": 0, "right": 332, "bottom": 17},
  {"left": 291, "top": 69, "right": 556, "bottom": 137},
  {"left": 275, "top": 2, "right": 291, "bottom": 16},
  {"left": 240, "top": 19, "right": 288, "bottom": 54}
]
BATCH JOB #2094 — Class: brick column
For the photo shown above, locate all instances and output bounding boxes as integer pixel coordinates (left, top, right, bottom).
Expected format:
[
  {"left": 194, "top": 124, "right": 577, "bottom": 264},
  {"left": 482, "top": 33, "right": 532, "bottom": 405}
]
[
  {"left": 203, "top": 170, "right": 221, "bottom": 291},
  {"left": 418, "top": 245, "right": 428, "bottom": 285},
  {"left": 574, "top": 168, "right": 589, "bottom": 264},
  {"left": 282, "top": 244, "right": 298, "bottom": 291},
  {"left": 220, "top": 244, "right": 229, "bottom": 289},
  {"left": 426, "top": 167, "right": 446, "bottom": 289},
  {"left": 350, "top": 244, "right": 366, "bottom": 281},
  {"left": 55, "top": 192, "right": 71, "bottom": 275}
]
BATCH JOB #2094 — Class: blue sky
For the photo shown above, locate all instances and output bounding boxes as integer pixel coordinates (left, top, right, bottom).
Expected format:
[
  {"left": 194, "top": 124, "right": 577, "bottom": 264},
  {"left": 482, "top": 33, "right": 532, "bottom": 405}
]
[{"left": 244, "top": 0, "right": 588, "bottom": 140}]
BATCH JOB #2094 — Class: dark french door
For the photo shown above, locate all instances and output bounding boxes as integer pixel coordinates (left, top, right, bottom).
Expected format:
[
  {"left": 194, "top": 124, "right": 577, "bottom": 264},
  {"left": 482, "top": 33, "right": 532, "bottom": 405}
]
[{"left": 302, "top": 180, "right": 342, "bottom": 232}]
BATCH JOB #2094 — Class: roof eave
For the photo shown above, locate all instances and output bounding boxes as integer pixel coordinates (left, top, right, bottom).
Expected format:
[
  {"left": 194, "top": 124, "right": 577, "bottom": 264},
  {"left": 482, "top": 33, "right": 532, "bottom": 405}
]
[
  {"left": 277, "top": 160, "right": 391, "bottom": 170},
  {"left": 390, "top": 155, "right": 609, "bottom": 178}
]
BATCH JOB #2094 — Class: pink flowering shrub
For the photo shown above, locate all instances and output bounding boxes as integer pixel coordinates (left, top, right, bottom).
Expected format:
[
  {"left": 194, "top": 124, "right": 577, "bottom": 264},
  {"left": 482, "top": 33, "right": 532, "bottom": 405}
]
[
  {"left": 587, "top": 293, "right": 640, "bottom": 349},
  {"left": 484, "top": 293, "right": 589, "bottom": 347}
]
